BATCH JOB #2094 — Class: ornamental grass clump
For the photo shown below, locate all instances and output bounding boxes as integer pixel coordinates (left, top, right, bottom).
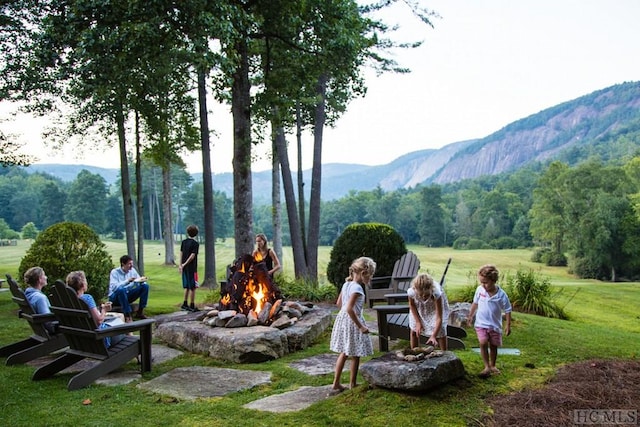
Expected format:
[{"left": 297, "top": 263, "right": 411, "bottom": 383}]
[{"left": 503, "top": 268, "right": 569, "bottom": 319}]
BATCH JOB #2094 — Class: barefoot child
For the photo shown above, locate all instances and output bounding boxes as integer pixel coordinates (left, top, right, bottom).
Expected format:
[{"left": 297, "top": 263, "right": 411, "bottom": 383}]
[
  {"left": 467, "top": 264, "right": 512, "bottom": 378},
  {"left": 407, "top": 273, "right": 449, "bottom": 350},
  {"left": 329, "top": 256, "right": 376, "bottom": 394}
]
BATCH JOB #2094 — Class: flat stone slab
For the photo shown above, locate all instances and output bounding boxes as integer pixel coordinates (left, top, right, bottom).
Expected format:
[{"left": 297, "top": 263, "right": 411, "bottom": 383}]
[
  {"left": 27, "top": 344, "right": 183, "bottom": 387},
  {"left": 243, "top": 385, "right": 337, "bottom": 413},
  {"left": 288, "top": 353, "right": 350, "bottom": 376},
  {"left": 154, "top": 307, "right": 332, "bottom": 363},
  {"left": 360, "top": 350, "right": 466, "bottom": 392},
  {"left": 137, "top": 366, "right": 271, "bottom": 400},
  {"left": 472, "top": 347, "right": 521, "bottom": 355}
]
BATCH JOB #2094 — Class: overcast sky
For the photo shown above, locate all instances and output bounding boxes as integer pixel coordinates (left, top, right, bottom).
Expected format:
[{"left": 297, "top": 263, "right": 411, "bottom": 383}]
[{"left": 3, "top": 0, "right": 640, "bottom": 173}]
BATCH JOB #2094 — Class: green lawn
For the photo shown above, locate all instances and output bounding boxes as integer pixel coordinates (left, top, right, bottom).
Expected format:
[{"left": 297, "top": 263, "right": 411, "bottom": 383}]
[{"left": 1, "top": 241, "right": 638, "bottom": 426}]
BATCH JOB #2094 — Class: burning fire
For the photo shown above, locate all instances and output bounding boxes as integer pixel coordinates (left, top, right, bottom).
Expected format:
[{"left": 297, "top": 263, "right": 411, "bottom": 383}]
[{"left": 219, "top": 254, "right": 282, "bottom": 319}]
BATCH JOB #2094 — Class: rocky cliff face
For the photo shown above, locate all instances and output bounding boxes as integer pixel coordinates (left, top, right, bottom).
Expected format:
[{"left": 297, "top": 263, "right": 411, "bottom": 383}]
[{"left": 429, "top": 83, "right": 640, "bottom": 184}]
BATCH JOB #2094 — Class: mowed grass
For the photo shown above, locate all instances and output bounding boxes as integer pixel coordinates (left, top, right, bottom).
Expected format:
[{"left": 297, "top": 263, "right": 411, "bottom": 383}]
[{"left": 1, "top": 241, "right": 639, "bottom": 426}]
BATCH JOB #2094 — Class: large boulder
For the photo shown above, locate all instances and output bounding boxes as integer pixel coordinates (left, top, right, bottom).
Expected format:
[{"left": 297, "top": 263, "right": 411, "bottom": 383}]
[
  {"left": 448, "top": 302, "right": 472, "bottom": 328},
  {"left": 360, "top": 351, "right": 465, "bottom": 392}
]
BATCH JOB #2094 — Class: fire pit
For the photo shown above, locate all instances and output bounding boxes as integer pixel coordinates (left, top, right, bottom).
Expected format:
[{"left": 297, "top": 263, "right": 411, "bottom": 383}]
[
  {"left": 214, "top": 254, "right": 287, "bottom": 327},
  {"left": 154, "top": 254, "right": 333, "bottom": 363}
]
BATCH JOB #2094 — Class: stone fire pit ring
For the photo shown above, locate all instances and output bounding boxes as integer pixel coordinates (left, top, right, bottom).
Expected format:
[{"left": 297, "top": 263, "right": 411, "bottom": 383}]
[{"left": 154, "top": 306, "right": 332, "bottom": 363}]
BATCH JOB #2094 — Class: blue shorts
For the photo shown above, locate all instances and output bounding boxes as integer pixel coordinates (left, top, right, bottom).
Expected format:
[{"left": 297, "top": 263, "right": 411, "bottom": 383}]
[{"left": 182, "top": 271, "right": 196, "bottom": 290}]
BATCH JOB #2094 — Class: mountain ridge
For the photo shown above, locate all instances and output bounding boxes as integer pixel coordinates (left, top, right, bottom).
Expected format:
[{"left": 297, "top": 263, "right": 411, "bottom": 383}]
[{"left": 25, "top": 80, "right": 640, "bottom": 201}]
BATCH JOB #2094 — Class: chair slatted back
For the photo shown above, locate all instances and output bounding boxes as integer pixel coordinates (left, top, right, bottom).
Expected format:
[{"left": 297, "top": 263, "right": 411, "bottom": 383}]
[
  {"left": 7, "top": 274, "right": 53, "bottom": 339},
  {"left": 391, "top": 251, "right": 420, "bottom": 293},
  {"left": 49, "top": 280, "right": 109, "bottom": 358}
]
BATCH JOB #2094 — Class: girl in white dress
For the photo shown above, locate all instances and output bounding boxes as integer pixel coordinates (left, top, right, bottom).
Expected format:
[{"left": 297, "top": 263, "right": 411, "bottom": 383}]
[
  {"left": 329, "top": 256, "right": 376, "bottom": 394},
  {"left": 407, "top": 273, "right": 449, "bottom": 350}
]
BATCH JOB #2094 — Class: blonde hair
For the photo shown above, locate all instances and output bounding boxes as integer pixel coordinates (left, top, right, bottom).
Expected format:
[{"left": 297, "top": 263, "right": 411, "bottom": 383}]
[
  {"left": 346, "top": 256, "right": 377, "bottom": 282},
  {"left": 411, "top": 273, "right": 437, "bottom": 301},
  {"left": 65, "top": 270, "right": 87, "bottom": 293},
  {"left": 478, "top": 264, "right": 499, "bottom": 284}
]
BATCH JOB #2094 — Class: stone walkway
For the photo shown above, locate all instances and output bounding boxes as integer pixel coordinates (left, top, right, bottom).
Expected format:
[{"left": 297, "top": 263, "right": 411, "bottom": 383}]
[{"left": 24, "top": 306, "right": 394, "bottom": 412}]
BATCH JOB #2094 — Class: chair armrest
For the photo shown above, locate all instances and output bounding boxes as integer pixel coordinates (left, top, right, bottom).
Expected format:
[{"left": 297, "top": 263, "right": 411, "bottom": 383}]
[
  {"left": 384, "top": 293, "right": 409, "bottom": 304},
  {"left": 369, "top": 276, "right": 392, "bottom": 289},
  {"left": 392, "top": 276, "right": 415, "bottom": 281},
  {"left": 96, "top": 318, "right": 156, "bottom": 338},
  {"left": 23, "top": 312, "right": 58, "bottom": 324}
]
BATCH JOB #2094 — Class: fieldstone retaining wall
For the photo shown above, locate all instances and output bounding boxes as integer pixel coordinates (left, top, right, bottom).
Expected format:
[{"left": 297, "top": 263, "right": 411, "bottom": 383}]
[{"left": 154, "top": 306, "right": 332, "bottom": 363}]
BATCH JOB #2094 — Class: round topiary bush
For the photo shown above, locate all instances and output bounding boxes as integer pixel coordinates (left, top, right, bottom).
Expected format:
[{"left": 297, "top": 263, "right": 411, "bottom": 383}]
[
  {"left": 326, "top": 223, "right": 407, "bottom": 288},
  {"left": 18, "top": 222, "right": 113, "bottom": 302}
]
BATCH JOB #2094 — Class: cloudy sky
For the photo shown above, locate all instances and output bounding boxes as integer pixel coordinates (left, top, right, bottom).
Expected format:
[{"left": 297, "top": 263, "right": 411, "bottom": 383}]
[{"left": 3, "top": 0, "right": 640, "bottom": 173}]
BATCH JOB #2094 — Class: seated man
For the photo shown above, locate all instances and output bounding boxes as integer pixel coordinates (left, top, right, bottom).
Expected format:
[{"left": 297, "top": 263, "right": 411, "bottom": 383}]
[{"left": 108, "top": 255, "right": 150, "bottom": 322}]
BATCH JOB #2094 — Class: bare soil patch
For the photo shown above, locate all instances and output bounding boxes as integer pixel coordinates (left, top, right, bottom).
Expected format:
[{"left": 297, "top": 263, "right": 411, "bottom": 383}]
[{"left": 485, "top": 359, "right": 640, "bottom": 426}]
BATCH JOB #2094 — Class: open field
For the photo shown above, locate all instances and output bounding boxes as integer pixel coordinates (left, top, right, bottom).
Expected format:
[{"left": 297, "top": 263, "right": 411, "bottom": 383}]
[{"left": 1, "top": 240, "right": 638, "bottom": 426}]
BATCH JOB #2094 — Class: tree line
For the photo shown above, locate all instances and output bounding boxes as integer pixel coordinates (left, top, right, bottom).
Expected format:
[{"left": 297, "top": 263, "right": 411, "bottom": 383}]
[
  {"left": 0, "top": 0, "right": 438, "bottom": 285},
  {"left": 4, "top": 152, "right": 640, "bottom": 281}
]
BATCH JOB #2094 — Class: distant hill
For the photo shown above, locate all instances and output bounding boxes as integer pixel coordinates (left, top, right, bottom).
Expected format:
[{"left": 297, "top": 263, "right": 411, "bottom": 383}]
[
  {"left": 24, "top": 80, "right": 640, "bottom": 200},
  {"left": 25, "top": 164, "right": 121, "bottom": 185}
]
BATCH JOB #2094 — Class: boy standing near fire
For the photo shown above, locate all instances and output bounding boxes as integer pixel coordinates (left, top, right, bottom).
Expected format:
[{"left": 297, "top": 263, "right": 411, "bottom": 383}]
[{"left": 179, "top": 224, "right": 200, "bottom": 312}]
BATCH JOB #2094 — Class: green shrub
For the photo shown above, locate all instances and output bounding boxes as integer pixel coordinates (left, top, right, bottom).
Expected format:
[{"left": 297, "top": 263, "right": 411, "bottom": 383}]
[
  {"left": 326, "top": 223, "right": 406, "bottom": 288},
  {"left": 531, "top": 247, "right": 551, "bottom": 263},
  {"left": 452, "top": 237, "right": 469, "bottom": 249},
  {"left": 18, "top": 222, "right": 113, "bottom": 302},
  {"left": 277, "top": 275, "right": 338, "bottom": 302},
  {"left": 568, "top": 256, "right": 608, "bottom": 280},
  {"left": 466, "top": 238, "right": 490, "bottom": 250},
  {"left": 21, "top": 222, "right": 39, "bottom": 240},
  {"left": 544, "top": 251, "right": 567, "bottom": 267},
  {"left": 502, "top": 268, "right": 568, "bottom": 319},
  {"left": 453, "top": 237, "right": 491, "bottom": 250},
  {"left": 492, "top": 236, "right": 519, "bottom": 249},
  {"left": 451, "top": 283, "right": 477, "bottom": 303}
]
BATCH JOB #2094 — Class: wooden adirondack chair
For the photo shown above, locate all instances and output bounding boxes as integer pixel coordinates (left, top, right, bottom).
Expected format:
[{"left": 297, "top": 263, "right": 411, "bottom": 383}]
[
  {"left": 0, "top": 274, "right": 68, "bottom": 366},
  {"left": 372, "top": 258, "right": 467, "bottom": 351},
  {"left": 32, "top": 280, "right": 155, "bottom": 390},
  {"left": 366, "top": 251, "right": 420, "bottom": 308}
]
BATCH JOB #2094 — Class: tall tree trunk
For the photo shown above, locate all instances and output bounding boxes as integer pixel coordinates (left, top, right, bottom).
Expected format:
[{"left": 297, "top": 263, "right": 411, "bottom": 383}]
[
  {"left": 232, "top": 38, "right": 253, "bottom": 257},
  {"left": 275, "top": 126, "right": 309, "bottom": 278},
  {"left": 116, "top": 101, "right": 136, "bottom": 263},
  {"left": 307, "top": 73, "right": 328, "bottom": 281},
  {"left": 296, "top": 102, "right": 307, "bottom": 262},
  {"left": 197, "top": 68, "right": 217, "bottom": 286},
  {"left": 162, "top": 163, "right": 175, "bottom": 265},
  {"left": 135, "top": 111, "right": 144, "bottom": 274},
  {"left": 271, "top": 128, "right": 283, "bottom": 264},
  {"left": 155, "top": 187, "right": 162, "bottom": 239},
  {"left": 147, "top": 192, "right": 155, "bottom": 240}
]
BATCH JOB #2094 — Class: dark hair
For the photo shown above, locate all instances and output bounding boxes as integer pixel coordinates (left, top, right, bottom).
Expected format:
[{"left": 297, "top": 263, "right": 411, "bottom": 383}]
[
  {"left": 187, "top": 225, "right": 199, "bottom": 238},
  {"left": 120, "top": 255, "right": 133, "bottom": 266}
]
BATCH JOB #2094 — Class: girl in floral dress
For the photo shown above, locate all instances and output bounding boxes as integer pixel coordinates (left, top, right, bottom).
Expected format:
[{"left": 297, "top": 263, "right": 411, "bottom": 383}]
[
  {"left": 329, "top": 256, "right": 376, "bottom": 394},
  {"left": 407, "top": 273, "right": 449, "bottom": 350}
]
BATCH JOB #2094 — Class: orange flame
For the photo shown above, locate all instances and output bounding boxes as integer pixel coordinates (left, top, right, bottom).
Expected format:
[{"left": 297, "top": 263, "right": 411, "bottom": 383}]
[
  {"left": 252, "top": 286, "right": 265, "bottom": 314},
  {"left": 220, "top": 294, "right": 231, "bottom": 305}
]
